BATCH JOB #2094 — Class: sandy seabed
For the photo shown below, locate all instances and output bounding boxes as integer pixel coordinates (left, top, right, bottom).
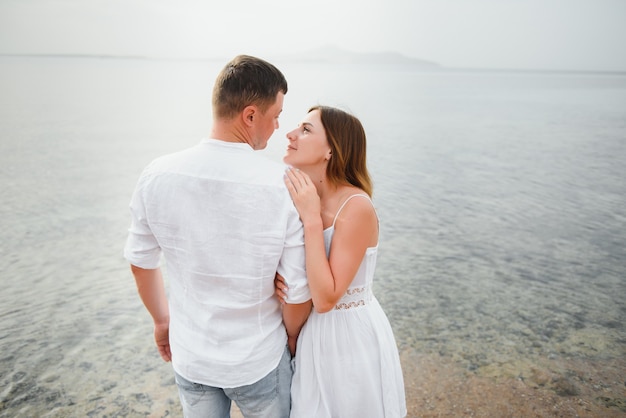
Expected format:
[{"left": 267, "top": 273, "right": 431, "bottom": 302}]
[{"left": 399, "top": 349, "right": 626, "bottom": 418}]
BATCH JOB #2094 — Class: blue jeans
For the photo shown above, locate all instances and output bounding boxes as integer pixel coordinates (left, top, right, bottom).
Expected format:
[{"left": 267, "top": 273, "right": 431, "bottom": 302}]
[{"left": 174, "top": 346, "right": 292, "bottom": 418}]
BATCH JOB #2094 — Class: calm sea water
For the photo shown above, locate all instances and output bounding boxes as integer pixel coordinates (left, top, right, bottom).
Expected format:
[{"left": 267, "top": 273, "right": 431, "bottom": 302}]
[{"left": 1, "top": 56, "right": 625, "bottom": 417}]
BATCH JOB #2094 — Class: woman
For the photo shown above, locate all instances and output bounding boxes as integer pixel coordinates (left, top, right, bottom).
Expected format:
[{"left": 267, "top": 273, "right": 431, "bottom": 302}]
[{"left": 278, "top": 106, "right": 407, "bottom": 417}]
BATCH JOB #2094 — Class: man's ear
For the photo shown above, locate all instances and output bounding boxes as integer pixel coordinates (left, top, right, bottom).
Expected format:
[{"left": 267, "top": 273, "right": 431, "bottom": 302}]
[{"left": 242, "top": 106, "right": 256, "bottom": 127}]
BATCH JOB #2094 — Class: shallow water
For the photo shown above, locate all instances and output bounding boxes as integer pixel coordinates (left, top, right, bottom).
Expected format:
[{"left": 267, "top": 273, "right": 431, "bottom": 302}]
[{"left": 1, "top": 56, "right": 625, "bottom": 416}]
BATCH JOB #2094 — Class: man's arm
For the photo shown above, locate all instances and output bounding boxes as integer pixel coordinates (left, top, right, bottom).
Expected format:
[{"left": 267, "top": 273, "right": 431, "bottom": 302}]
[{"left": 131, "top": 264, "right": 171, "bottom": 362}]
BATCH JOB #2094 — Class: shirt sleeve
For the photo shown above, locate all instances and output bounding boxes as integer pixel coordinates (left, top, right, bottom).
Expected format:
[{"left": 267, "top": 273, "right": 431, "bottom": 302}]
[
  {"left": 123, "top": 170, "right": 162, "bottom": 269},
  {"left": 277, "top": 205, "right": 310, "bottom": 304}
]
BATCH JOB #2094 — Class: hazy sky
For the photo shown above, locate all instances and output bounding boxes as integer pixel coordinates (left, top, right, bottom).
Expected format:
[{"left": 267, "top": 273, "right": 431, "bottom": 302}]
[{"left": 1, "top": 0, "right": 625, "bottom": 71}]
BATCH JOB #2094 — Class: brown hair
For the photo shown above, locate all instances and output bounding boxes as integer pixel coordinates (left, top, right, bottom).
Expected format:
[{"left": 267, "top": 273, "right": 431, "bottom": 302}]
[
  {"left": 310, "top": 105, "right": 373, "bottom": 197},
  {"left": 212, "top": 55, "right": 288, "bottom": 119}
]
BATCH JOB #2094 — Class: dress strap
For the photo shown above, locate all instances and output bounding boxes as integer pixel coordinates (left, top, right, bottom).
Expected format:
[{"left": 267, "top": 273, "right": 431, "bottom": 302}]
[{"left": 331, "top": 194, "right": 374, "bottom": 228}]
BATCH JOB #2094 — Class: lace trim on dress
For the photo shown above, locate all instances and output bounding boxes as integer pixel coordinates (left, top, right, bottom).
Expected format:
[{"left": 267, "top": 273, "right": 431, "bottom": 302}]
[
  {"left": 335, "top": 300, "right": 365, "bottom": 310},
  {"left": 334, "top": 286, "right": 372, "bottom": 310}
]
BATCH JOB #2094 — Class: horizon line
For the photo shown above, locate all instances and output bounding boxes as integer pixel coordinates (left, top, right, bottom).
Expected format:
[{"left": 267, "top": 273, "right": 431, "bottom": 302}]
[{"left": 1, "top": 52, "right": 624, "bottom": 75}]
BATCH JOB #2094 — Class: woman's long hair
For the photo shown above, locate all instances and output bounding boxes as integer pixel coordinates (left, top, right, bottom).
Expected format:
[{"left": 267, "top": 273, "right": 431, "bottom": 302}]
[{"left": 311, "top": 106, "right": 373, "bottom": 197}]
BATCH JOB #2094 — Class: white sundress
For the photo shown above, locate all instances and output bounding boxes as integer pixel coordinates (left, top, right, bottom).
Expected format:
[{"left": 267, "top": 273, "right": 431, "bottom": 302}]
[{"left": 290, "top": 194, "right": 407, "bottom": 418}]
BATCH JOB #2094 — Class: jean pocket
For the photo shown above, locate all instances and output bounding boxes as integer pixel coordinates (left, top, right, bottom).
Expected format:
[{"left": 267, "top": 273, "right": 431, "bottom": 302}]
[{"left": 175, "top": 372, "right": 205, "bottom": 394}]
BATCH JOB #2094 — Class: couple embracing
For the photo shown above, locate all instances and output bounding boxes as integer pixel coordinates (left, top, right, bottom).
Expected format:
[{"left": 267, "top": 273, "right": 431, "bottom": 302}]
[{"left": 124, "top": 55, "right": 406, "bottom": 418}]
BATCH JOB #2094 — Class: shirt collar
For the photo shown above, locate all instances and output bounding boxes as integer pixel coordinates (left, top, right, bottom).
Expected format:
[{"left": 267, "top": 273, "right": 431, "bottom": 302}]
[{"left": 201, "top": 138, "right": 254, "bottom": 152}]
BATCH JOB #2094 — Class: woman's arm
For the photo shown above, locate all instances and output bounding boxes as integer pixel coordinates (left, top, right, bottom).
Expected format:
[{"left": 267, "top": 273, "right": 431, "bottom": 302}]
[
  {"left": 280, "top": 278, "right": 313, "bottom": 356},
  {"left": 284, "top": 168, "right": 377, "bottom": 313}
]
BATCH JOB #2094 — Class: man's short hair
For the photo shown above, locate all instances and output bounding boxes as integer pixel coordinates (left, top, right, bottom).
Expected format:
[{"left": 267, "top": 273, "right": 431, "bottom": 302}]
[{"left": 212, "top": 55, "right": 288, "bottom": 119}]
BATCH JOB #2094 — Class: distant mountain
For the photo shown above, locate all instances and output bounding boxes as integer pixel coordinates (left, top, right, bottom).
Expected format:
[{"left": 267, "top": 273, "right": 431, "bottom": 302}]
[{"left": 278, "top": 46, "right": 441, "bottom": 69}]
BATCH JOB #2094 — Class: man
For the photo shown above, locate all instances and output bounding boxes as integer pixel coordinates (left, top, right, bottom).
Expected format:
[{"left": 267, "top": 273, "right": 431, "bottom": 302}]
[{"left": 124, "top": 55, "right": 312, "bottom": 418}]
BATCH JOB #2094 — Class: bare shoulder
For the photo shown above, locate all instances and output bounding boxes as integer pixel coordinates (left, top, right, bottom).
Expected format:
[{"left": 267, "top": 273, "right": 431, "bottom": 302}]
[
  {"left": 335, "top": 189, "right": 377, "bottom": 225},
  {"left": 333, "top": 188, "right": 378, "bottom": 247}
]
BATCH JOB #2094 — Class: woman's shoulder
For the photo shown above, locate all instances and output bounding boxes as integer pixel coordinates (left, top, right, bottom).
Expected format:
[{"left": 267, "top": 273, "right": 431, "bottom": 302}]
[
  {"left": 334, "top": 187, "right": 376, "bottom": 224},
  {"left": 331, "top": 187, "right": 379, "bottom": 247},
  {"left": 340, "top": 186, "right": 373, "bottom": 205}
]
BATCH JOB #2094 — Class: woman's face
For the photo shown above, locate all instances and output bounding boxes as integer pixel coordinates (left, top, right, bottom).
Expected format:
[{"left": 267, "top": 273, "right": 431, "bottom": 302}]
[{"left": 283, "top": 109, "right": 332, "bottom": 169}]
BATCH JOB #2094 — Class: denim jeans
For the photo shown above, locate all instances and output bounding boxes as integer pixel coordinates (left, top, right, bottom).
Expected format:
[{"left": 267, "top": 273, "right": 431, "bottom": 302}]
[{"left": 174, "top": 345, "right": 292, "bottom": 418}]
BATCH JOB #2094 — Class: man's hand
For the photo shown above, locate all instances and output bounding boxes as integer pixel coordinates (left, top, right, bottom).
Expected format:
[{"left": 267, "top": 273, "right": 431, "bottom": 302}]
[
  {"left": 131, "top": 265, "right": 171, "bottom": 362},
  {"left": 154, "top": 321, "right": 171, "bottom": 362}
]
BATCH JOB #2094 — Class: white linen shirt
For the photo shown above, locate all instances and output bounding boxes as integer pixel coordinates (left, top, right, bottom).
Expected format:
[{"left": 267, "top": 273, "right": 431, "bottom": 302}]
[{"left": 124, "top": 139, "right": 310, "bottom": 388}]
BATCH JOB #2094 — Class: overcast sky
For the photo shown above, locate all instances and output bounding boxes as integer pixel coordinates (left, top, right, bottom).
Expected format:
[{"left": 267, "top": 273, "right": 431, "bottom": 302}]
[{"left": 1, "top": 0, "right": 625, "bottom": 71}]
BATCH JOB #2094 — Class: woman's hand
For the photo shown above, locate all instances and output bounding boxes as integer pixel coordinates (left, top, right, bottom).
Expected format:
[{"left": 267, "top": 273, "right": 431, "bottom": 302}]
[
  {"left": 284, "top": 168, "right": 322, "bottom": 225},
  {"left": 275, "top": 273, "right": 289, "bottom": 305}
]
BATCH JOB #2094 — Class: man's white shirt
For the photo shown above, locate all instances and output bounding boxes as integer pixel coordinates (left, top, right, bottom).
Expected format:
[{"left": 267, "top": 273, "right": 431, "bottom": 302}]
[{"left": 124, "top": 139, "right": 309, "bottom": 387}]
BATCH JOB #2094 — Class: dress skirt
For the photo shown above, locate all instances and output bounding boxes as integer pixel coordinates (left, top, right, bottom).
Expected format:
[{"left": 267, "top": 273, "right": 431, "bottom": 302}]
[{"left": 290, "top": 297, "right": 406, "bottom": 418}]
